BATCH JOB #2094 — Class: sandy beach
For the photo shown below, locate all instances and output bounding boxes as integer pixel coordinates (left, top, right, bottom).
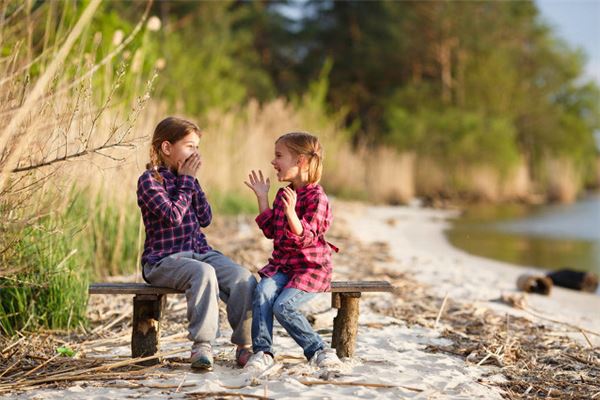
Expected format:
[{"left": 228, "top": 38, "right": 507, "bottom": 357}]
[{"left": 5, "top": 201, "right": 599, "bottom": 399}]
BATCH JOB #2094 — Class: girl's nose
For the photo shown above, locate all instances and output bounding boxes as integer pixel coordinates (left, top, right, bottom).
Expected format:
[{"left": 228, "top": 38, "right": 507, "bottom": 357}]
[{"left": 271, "top": 159, "right": 276, "bottom": 166}]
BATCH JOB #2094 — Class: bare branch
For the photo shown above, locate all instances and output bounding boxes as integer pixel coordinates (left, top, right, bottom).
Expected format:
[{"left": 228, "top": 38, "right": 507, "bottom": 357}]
[{"left": 10, "top": 141, "right": 137, "bottom": 174}]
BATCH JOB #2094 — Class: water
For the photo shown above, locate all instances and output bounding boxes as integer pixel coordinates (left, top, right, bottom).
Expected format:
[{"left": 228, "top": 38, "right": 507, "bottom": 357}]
[{"left": 446, "top": 193, "right": 600, "bottom": 277}]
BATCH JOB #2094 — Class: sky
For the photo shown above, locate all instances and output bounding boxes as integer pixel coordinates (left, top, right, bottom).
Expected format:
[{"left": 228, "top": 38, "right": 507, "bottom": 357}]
[{"left": 535, "top": 0, "right": 600, "bottom": 84}]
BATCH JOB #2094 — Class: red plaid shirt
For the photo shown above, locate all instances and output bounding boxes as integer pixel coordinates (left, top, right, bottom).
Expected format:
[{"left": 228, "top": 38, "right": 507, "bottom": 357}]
[
  {"left": 137, "top": 167, "right": 212, "bottom": 266},
  {"left": 256, "top": 183, "right": 334, "bottom": 292}
]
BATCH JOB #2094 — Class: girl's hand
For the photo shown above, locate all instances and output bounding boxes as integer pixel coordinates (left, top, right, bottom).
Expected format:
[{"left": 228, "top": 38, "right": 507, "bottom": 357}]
[
  {"left": 282, "top": 186, "right": 303, "bottom": 235},
  {"left": 178, "top": 153, "right": 202, "bottom": 177},
  {"left": 244, "top": 170, "right": 270, "bottom": 199},
  {"left": 281, "top": 186, "right": 297, "bottom": 216}
]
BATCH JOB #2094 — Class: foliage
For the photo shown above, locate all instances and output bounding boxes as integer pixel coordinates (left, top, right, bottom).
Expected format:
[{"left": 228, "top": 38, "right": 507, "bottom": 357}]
[{"left": 0, "top": 211, "right": 89, "bottom": 336}]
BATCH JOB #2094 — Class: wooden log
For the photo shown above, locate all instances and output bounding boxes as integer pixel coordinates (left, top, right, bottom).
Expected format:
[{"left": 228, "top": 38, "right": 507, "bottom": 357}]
[
  {"left": 331, "top": 292, "right": 361, "bottom": 358},
  {"left": 132, "top": 294, "right": 165, "bottom": 366}
]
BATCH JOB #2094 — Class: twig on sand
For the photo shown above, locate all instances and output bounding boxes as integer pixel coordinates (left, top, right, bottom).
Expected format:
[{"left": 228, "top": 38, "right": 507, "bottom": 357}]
[
  {"left": 110, "top": 382, "right": 195, "bottom": 390},
  {"left": 186, "top": 392, "right": 272, "bottom": 400},
  {"left": 1, "top": 336, "right": 25, "bottom": 355},
  {"left": 176, "top": 372, "right": 188, "bottom": 393},
  {"left": 433, "top": 293, "right": 449, "bottom": 329},
  {"left": 0, "top": 348, "right": 185, "bottom": 393},
  {"left": 579, "top": 328, "right": 594, "bottom": 348},
  {"left": 522, "top": 307, "right": 600, "bottom": 337},
  {"left": 298, "top": 380, "right": 423, "bottom": 392},
  {"left": 0, "top": 359, "right": 20, "bottom": 378},
  {"left": 21, "top": 354, "right": 61, "bottom": 378}
]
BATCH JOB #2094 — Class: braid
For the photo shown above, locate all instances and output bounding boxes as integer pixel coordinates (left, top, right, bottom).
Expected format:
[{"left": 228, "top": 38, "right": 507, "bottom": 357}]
[{"left": 147, "top": 146, "right": 164, "bottom": 183}]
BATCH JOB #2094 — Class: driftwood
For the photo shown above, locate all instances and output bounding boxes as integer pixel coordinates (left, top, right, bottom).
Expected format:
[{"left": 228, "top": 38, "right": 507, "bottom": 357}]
[
  {"left": 547, "top": 269, "right": 599, "bottom": 293},
  {"left": 516, "top": 273, "right": 553, "bottom": 295}
]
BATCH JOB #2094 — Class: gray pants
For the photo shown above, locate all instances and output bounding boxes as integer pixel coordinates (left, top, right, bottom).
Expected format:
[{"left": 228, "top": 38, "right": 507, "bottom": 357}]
[{"left": 143, "top": 250, "right": 257, "bottom": 346}]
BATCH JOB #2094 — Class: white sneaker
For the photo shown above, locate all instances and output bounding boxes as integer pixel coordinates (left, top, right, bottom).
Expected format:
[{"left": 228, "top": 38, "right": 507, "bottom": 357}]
[
  {"left": 190, "top": 342, "right": 213, "bottom": 370},
  {"left": 244, "top": 351, "right": 275, "bottom": 373},
  {"left": 311, "top": 348, "right": 341, "bottom": 368}
]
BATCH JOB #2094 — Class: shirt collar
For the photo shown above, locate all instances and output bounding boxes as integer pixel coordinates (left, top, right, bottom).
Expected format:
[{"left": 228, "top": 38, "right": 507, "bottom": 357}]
[
  {"left": 294, "top": 183, "right": 316, "bottom": 194},
  {"left": 157, "top": 165, "right": 176, "bottom": 179}
]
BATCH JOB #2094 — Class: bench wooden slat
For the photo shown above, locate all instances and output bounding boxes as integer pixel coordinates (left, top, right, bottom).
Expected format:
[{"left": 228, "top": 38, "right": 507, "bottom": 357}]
[
  {"left": 331, "top": 281, "right": 393, "bottom": 292},
  {"left": 89, "top": 283, "right": 181, "bottom": 295},
  {"left": 89, "top": 281, "right": 393, "bottom": 295}
]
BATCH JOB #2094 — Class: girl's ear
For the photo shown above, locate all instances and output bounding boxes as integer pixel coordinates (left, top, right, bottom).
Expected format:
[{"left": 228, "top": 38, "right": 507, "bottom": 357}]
[
  {"left": 297, "top": 154, "right": 307, "bottom": 166},
  {"left": 160, "top": 140, "right": 171, "bottom": 156}
]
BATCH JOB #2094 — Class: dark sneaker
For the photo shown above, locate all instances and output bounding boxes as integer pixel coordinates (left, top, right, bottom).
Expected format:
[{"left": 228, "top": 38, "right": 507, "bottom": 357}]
[{"left": 236, "top": 346, "right": 252, "bottom": 367}]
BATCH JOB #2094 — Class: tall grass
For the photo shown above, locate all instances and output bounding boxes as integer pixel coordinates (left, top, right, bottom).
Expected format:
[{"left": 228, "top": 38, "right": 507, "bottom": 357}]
[
  {"left": 0, "top": 208, "right": 88, "bottom": 336},
  {"left": 0, "top": 1, "right": 154, "bottom": 335}
]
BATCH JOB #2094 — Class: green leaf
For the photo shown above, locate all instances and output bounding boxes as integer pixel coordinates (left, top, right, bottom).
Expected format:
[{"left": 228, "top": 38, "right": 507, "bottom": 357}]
[{"left": 56, "top": 346, "right": 76, "bottom": 357}]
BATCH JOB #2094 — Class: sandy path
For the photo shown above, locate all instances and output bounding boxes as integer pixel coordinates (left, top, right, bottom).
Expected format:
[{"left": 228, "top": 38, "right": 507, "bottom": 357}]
[{"left": 8, "top": 202, "right": 599, "bottom": 399}]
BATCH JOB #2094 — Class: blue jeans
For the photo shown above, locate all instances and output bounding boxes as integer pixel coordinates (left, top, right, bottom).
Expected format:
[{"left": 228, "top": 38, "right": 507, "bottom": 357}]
[{"left": 252, "top": 272, "right": 325, "bottom": 360}]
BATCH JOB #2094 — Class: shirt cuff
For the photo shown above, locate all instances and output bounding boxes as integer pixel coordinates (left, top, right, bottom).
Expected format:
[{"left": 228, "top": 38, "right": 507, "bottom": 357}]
[
  {"left": 283, "top": 219, "right": 310, "bottom": 244},
  {"left": 255, "top": 208, "right": 273, "bottom": 229},
  {"left": 194, "top": 179, "right": 208, "bottom": 198}
]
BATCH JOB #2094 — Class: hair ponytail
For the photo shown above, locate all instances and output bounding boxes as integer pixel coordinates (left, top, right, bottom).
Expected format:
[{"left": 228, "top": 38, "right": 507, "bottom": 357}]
[{"left": 307, "top": 147, "right": 323, "bottom": 184}]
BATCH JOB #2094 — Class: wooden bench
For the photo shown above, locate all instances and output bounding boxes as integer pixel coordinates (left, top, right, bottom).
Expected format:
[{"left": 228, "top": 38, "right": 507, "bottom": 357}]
[{"left": 88, "top": 281, "right": 394, "bottom": 364}]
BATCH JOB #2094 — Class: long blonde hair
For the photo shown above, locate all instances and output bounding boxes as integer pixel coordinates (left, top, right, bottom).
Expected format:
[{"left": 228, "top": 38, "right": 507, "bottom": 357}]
[
  {"left": 147, "top": 117, "right": 202, "bottom": 182},
  {"left": 276, "top": 132, "right": 324, "bottom": 184}
]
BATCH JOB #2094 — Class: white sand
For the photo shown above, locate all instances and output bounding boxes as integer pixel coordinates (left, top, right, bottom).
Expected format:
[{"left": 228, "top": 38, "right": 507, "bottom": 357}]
[{"left": 9, "top": 202, "right": 599, "bottom": 399}]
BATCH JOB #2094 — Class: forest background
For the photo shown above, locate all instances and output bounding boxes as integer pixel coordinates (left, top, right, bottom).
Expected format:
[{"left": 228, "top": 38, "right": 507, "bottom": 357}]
[{"left": 1, "top": 0, "right": 598, "bottom": 335}]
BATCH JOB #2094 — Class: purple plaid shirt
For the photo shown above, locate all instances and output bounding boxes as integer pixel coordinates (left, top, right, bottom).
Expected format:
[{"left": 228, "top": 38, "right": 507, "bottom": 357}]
[
  {"left": 256, "top": 183, "right": 335, "bottom": 292},
  {"left": 137, "top": 166, "right": 212, "bottom": 266}
]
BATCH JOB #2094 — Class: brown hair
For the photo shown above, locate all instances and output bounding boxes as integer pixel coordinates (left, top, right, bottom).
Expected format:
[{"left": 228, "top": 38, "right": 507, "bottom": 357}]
[
  {"left": 276, "top": 132, "right": 324, "bottom": 184},
  {"left": 147, "top": 117, "right": 202, "bottom": 182}
]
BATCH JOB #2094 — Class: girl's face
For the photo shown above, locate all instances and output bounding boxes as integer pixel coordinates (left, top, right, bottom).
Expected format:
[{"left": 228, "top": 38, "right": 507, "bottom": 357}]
[
  {"left": 161, "top": 131, "right": 200, "bottom": 170},
  {"left": 271, "top": 141, "right": 302, "bottom": 183}
]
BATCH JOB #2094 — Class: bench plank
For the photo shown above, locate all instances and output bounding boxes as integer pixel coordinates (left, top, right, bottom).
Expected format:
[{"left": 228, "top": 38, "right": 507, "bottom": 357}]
[
  {"left": 89, "top": 281, "right": 394, "bottom": 295},
  {"left": 89, "top": 283, "right": 181, "bottom": 295}
]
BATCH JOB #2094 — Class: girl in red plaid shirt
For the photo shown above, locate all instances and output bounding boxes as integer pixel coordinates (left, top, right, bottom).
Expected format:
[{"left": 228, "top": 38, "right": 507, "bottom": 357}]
[{"left": 243, "top": 132, "right": 341, "bottom": 372}]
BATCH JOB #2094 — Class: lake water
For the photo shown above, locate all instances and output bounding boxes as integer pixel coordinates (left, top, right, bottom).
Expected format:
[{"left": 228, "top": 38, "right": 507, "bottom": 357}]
[{"left": 445, "top": 193, "right": 600, "bottom": 277}]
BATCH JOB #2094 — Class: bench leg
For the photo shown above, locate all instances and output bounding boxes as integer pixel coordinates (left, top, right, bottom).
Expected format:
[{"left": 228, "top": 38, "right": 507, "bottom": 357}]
[
  {"left": 331, "top": 292, "right": 361, "bottom": 358},
  {"left": 132, "top": 294, "right": 166, "bottom": 365}
]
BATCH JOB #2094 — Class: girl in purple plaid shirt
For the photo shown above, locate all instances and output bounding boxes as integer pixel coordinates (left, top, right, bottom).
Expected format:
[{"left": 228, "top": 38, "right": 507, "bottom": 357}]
[
  {"left": 243, "top": 132, "right": 341, "bottom": 372},
  {"left": 137, "top": 117, "right": 257, "bottom": 371}
]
